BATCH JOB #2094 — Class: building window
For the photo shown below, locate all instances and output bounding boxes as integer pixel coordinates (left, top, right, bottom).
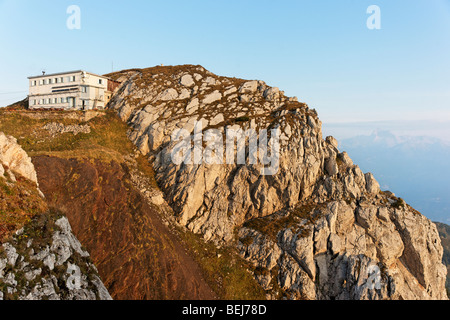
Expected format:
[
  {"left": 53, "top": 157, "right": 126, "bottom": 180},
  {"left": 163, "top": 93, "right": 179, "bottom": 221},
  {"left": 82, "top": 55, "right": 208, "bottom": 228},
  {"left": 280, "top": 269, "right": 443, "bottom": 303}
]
[
  {"left": 49, "top": 79, "right": 53, "bottom": 85},
  {"left": 60, "top": 77, "right": 64, "bottom": 83},
  {"left": 55, "top": 78, "right": 59, "bottom": 84},
  {"left": 81, "top": 86, "right": 87, "bottom": 93},
  {"left": 99, "top": 79, "right": 103, "bottom": 85}
]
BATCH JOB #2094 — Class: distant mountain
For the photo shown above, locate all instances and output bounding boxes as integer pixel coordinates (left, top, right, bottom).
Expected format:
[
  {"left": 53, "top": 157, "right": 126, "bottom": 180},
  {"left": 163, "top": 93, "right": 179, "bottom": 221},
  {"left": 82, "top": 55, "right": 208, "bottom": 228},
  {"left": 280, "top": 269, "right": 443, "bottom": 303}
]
[{"left": 340, "top": 130, "right": 450, "bottom": 224}]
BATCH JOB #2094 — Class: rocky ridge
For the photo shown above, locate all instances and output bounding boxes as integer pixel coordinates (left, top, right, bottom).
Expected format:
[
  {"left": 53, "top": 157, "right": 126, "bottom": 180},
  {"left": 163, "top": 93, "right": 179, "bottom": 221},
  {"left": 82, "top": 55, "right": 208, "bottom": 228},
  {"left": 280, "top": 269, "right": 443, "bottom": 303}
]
[{"left": 107, "top": 65, "right": 448, "bottom": 300}]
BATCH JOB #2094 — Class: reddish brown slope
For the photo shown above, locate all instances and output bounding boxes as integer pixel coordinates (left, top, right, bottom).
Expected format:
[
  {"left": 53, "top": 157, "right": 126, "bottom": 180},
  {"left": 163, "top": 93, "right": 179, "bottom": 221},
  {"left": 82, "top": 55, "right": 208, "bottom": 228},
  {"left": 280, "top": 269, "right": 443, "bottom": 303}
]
[{"left": 32, "top": 155, "right": 217, "bottom": 300}]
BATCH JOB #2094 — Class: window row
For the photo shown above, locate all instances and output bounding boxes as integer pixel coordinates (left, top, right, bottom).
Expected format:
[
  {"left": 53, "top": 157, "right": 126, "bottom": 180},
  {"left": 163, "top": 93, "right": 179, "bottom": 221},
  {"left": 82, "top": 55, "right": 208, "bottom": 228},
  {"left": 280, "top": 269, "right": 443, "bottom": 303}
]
[
  {"left": 32, "top": 97, "right": 91, "bottom": 105},
  {"left": 32, "top": 98, "right": 65, "bottom": 105},
  {"left": 31, "top": 76, "right": 77, "bottom": 86}
]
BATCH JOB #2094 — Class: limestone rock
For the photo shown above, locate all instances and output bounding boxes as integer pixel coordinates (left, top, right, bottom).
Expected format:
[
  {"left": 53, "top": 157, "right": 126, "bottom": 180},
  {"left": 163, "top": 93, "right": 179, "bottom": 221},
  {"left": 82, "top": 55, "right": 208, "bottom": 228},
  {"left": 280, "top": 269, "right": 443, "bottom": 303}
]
[
  {"left": 42, "top": 122, "right": 91, "bottom": 137},
  {"left": 202, "top": 90, "right": 222, "bottom": 104},
  {"left": 240, "top": 81, "right": 258, "bottom": 94},
  {"left": 324, "top": 157, "right": 339, "bottom": 176},
  {"left": 159, "top": 88, "right": 179, "bottom": 101},
  {"left": 186, "top": 98, "right": 200, "bottom": 114},
  {"left": 338, "top": 152, "right": 353, "bottom": 167},
  {"left": 180, "top": 74, "right": 195, "bottom": 87},
  {"left": 210, "top": 113, "right": 224, "bottom": 126},
  {"left": 365, "top": 173, "right": 381, "bottom": 195},
  {"left": 0, "top": 132, "right": 38, "bottom": 185},
  {"left": 263, "top": 87, "right": 280, "bottom": 101},
  {"left": 107, "top": 65, "right": 448, "bottom": 300},
  {"left": 0, "top": 214, "right": 112, "bottom": 300},
  {"left": 326, "top": 136, "right": 339, "bottom": 149}
]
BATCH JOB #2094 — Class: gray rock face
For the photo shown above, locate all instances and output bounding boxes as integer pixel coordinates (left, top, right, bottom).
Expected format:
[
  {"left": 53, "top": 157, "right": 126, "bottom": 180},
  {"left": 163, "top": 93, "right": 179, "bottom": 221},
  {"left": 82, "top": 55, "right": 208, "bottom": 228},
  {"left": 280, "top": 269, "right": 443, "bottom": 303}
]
[
  {"left": 238, "top": 200, "right": 447, "bottom": 300},
  {"left": 108, "top": 65, "right": 448, "bottom": 300},
  {"left": 0, "top": 214, "right": 112, "bottom": 300}
]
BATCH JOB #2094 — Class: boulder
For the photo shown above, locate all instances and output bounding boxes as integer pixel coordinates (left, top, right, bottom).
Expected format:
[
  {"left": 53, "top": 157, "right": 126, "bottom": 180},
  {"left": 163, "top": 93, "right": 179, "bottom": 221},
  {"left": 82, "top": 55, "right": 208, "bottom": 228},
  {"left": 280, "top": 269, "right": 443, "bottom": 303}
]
[
  {"left": 0, "top": 132, "right": 38, "bottom": 184},
  {"left": 240, "top": 81, "right": 258, "bottom": 94},
  {"left": 180, "top": 74, "right": 195, "bottom": 87},
  {"left": 202, "top": 90, "right": 222, "bottom": 105}
]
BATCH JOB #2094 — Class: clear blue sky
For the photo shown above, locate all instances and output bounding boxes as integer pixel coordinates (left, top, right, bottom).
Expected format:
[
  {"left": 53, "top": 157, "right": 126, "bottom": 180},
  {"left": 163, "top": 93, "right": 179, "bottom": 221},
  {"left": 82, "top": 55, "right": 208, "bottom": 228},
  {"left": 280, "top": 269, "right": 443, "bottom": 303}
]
[{"left": 1, "top": 0, "right": 450, "bottom": 127}]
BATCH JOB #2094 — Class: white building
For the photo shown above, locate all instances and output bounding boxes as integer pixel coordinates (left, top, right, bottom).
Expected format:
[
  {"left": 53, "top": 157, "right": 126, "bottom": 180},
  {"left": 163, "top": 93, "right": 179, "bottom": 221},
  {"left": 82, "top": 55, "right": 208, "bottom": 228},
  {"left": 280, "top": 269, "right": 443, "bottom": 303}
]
[{"left": 28, "top": 70, "right": 119, "bottom": 110}]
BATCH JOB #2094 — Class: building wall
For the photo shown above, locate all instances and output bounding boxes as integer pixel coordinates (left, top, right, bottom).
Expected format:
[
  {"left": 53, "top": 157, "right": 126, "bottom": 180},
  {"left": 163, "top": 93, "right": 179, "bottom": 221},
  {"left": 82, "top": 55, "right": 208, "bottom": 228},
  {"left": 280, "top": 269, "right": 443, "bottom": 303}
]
[{"left": 28, "top": 71, "right": 110, "bottom": 110}]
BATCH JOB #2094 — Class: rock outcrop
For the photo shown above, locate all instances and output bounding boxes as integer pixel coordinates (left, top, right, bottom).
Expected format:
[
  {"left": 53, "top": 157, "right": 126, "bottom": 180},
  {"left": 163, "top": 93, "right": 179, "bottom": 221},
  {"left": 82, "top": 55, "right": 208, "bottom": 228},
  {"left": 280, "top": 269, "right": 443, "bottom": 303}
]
[
  {"left": 42, "top": 122, "right": 91, "bottom": 137},
  {"left": 0, "top": 132, "right": 38, "bottom": 184},
  {"left": 108, "top": 65, "right": 448, "bottom": 300},
  {"left": 0, "top": 132, "right": 111, "bottom": 300},
  {"left": 0, "top": 212, "right": 111, "bottom": 300}
]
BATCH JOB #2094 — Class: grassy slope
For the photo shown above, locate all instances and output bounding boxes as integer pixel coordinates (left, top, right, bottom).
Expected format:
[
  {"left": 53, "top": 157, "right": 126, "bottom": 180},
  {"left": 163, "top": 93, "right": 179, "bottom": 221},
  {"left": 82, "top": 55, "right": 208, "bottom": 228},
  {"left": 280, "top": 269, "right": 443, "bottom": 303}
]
[
  {"left": 0, "top": 110, "right": 133, "bottom": 162},
  {"left": 0, "top": 171, "right": 48, "bottom": 242},
  {"left": 0, "top": 108, "right": 265, "bottom": 300}
]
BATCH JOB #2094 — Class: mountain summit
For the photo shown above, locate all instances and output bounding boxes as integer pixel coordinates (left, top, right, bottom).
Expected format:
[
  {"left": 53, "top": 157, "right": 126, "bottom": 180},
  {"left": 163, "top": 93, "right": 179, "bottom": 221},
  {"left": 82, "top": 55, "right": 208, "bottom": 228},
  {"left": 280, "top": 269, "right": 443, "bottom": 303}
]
[{"left": 105, "top": 65, "right": 447, "bottom": 300}]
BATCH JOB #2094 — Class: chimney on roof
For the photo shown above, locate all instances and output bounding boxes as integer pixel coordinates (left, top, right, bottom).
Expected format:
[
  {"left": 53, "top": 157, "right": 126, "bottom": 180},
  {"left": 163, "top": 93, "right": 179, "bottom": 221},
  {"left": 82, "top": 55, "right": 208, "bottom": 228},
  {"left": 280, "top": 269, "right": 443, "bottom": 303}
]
[{"left": 42, "top": 71, "right": 46, "bottom": 75}]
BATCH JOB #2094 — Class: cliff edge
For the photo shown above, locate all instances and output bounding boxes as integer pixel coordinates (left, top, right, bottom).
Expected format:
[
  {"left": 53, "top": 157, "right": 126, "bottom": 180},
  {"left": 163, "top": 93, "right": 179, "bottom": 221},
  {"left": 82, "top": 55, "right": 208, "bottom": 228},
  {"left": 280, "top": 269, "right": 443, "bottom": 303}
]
[{"left": 107, "top": 65, "right": 448, "bottom": 300}]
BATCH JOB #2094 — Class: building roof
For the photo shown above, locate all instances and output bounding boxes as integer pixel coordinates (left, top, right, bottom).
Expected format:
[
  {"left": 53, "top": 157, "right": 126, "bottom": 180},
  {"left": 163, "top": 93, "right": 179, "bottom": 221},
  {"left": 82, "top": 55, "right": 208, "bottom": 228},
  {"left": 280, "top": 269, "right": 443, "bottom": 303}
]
[{"left": 28, "top": 70, "right": 112, "bottom": 80}]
